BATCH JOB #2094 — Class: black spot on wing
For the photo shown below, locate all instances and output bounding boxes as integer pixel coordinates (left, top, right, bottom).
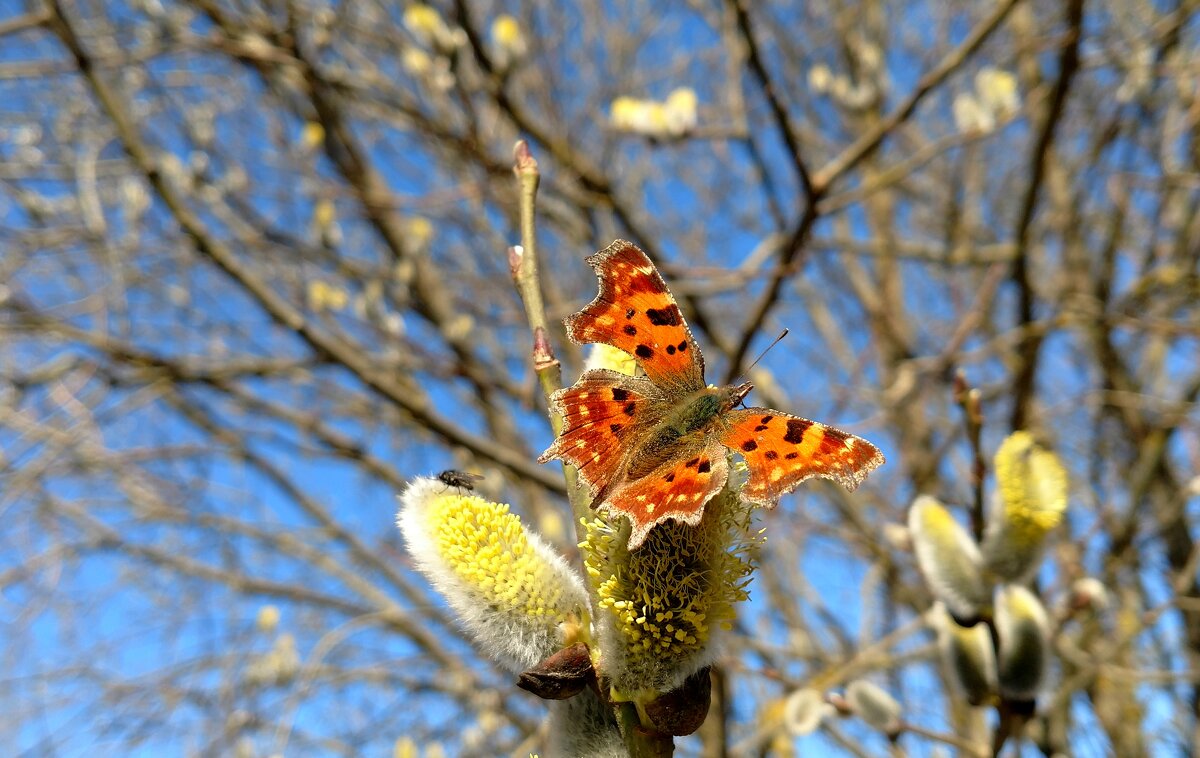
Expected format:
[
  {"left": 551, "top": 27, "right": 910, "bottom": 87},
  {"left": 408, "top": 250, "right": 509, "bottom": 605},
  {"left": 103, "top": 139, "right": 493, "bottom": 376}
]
[
  {"left": 741, "top": 440, "right": 758, "bottom": 452},
  {"left": 765, "top": 451, "right": 778, "bottom": 460},
  {"left": 784, "top": 418, "right": 813, "bottom": 444},
  {"left": 635, "top": 345, "right": 653, "bottom": 359},
  {"left": 697, "top": 460, "right": 711, "bottom": 473},
  {"left": 645, "top": 305, "right": 682, "bottom": 326},
  {"left": 623, "top": 325, "right": 637, "bottom": 336},
  {"left": 611, "top": 388, "right": 629, "bottom": 401},
  {"left": 623, "top": 402, "right": 637, "bottom": 416}
]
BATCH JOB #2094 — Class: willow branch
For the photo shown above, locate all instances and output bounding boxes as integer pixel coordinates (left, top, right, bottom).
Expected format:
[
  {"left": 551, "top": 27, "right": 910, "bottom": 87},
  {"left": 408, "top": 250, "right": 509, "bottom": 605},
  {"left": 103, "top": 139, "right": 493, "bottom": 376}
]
[
  {"left": 723, "top": 0, "right": 1022, "bottom": 381},
  {"left": 727, "top": 0, "right": 815, "bottom": 200},
  {"left": 1008, "top": 0, "right": 1084, "bottom": 431},
  {"left": 46, "top": 1, "right": 564, "bottom": 494}
]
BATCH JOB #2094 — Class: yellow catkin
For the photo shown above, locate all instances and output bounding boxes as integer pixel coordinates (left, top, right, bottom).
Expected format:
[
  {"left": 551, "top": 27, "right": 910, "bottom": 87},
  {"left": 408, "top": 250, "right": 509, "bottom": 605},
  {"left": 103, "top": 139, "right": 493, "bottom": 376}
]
[
  {"left": 403, "top": 5, "right": 443, "bottom": 37},
  {"left": 995, "top": 431, "right": 1068, "bottom": 544},
  {"left": 491, "top": 15, "right": 523, "bottom": 48},
  {"left": 578, "top": 472, "right": 759, "bottom": 689},
  {"left": 430, "top": 494, "right": 564, "bottom": 618},
  {"left": 393, "top": 737, "right": 418, "bottom": 758}
]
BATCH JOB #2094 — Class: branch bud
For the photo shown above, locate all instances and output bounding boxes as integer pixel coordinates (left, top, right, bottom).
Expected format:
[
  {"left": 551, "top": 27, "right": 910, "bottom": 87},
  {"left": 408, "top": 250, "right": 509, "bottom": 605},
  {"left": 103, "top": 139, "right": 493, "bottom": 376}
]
[{"left": 517, "top": 642, "right": 596, "bottom": 700}]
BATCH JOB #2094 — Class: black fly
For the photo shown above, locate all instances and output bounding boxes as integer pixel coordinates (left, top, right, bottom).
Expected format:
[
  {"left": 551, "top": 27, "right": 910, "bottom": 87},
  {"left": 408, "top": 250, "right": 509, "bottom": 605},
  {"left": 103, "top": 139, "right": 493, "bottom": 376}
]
[{"left": 437, "top": 470, "right": 484, "bottom": 491}]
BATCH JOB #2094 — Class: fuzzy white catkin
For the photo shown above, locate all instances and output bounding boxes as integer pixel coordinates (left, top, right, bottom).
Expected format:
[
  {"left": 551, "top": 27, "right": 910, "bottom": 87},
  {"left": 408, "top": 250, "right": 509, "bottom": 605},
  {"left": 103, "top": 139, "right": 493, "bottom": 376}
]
[
  {"left": 663, "top": 88, "right": 698, "bottom": 136},
  {"left": 995, "top": 584, "right": 1049, "bottom": 701},
  {"left": 909, "top": 496, "right": 990, "bottom": 620},
  {"left": 546, "top": 689, "right": 626, "bottom": 758},
  {"left": 783, "top": 688, "right": 828, "bottom": 736},
  {"left": 932, "top": 603, "right": 997, "bottom": 705},
  {"left": 1070, "top": 577, "right": 1110, "bottom": 611},
  {"left": 397, "top": 477, "right": 588, "bottom": 673},
  {"left": 953, "top": 92, "right": 995, "bottom": 133},
  {"left": 975, "top": 67, "right": 1019, "bottom": 117},
  {"left": 846, "top": 680, "right": 902, "bottom": 734}
]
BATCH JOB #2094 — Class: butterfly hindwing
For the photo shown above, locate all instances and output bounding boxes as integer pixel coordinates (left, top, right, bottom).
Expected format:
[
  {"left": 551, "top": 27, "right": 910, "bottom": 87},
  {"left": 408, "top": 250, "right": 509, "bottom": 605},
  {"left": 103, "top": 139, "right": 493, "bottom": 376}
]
[
  {"left": 719, "top": 408, "right": 884, "bottom": 504},
  {"left": 538, "top": 369, "right": 665, "bottom": 499},
  {"left": 603, "top": 440, "right": 729, "bottom": 549},
  {"left": 565, "top": 240, "right": 705, "bottom": 394}
]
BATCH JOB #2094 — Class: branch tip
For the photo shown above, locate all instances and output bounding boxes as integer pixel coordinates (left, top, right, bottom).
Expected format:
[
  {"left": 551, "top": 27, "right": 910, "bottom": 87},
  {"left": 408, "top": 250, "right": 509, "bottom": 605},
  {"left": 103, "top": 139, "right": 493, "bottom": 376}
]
[
  {"left": 952, "top": 369, "right": 968, "bottom": 404},
  {"left": 826, "top": 692, "right": 852, "bottom": 716},
  {"left": 966, "top": 388, "right": 983, "bottom": 426},
  {"left": 513, "top": 139, "right": 538, "bottom": 175}
]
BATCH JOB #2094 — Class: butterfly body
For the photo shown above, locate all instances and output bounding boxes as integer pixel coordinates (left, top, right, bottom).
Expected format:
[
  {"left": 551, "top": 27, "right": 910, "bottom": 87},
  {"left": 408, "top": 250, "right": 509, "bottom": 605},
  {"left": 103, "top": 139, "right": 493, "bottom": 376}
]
[
  {"left": 666, "top": 383, "right": 752, "bottom": 436},
  {"left": 622, "top": 382, "right": 750, "bottom": 476},
  {"left": 540, "top": 240, "right": 884, "bottom": 549}
]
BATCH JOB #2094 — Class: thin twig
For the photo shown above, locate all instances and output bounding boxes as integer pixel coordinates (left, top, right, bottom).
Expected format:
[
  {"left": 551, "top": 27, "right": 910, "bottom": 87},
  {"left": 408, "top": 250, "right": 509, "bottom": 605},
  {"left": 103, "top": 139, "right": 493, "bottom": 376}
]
[
  {"left": 954, "top": 372, "right": 987, "bottom": 540},
  {"left": 46, "top": 1, "right": 565, "bottom": 494},
  {"left": 724, "top": 0, "right": 1022, "bottom": 380},
  {"left": 811, "top": 0, "right": 1023, "bottom": 191},
  {"left": 1007, "top": 0, "right": 1084, "bottom": 431},
  {"left": 727, "top": 0, "right": 815, "bottom": 199},
  {"left": 506, "top": 140, "right": 675, "bottom": 758}
]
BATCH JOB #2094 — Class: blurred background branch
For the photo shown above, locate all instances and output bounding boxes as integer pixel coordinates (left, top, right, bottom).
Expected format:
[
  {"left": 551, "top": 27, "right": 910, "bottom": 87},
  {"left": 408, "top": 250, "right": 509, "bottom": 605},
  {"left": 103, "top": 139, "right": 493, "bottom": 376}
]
[{"left": 1, "top": 0, "right": 1198, "bottom": 755}]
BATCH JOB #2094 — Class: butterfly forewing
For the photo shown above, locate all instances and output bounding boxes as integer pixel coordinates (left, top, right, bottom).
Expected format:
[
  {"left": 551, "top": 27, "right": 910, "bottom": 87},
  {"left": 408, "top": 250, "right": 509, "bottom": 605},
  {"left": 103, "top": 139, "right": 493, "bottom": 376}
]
[
  {"left": 719, "top": 408, "right": 884, "bottom": 503},
  {"left": 565, "top": 240, "right": 706, "bottom": 394}
]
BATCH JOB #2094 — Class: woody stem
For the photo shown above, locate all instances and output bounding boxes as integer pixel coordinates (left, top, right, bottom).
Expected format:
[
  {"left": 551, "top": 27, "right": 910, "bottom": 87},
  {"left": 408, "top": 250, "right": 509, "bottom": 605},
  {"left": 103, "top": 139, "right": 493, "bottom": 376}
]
[
  {"left": 508, "top": 141, "right": 675, "bottom": 757},
  {"left": 511, "top": 142, "right": 562, "bottom": 409},
  {"left": 618, "top": 702, "right": 674, "bottom": 758},
  {"left": 510, "top": 141, "right": 584, "bottom": 514}
]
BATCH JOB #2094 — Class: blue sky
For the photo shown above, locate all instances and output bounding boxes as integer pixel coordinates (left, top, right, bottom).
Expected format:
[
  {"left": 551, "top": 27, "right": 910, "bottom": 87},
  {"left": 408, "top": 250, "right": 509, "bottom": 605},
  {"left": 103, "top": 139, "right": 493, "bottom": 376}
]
[{"left": 2, "top": 1, "right": 1198, "bottom": 755}]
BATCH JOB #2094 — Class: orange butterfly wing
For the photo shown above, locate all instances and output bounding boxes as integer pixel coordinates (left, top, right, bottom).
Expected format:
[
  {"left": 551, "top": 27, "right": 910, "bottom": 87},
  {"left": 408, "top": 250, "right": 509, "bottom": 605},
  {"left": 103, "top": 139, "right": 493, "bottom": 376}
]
[
  {"left": 565, "top": 240, "right": 705, "bottom": 394},
  {"left": 602, "top": 440, "right": 729, "bottom": 550},
  {"left": 538, "top": 369, "right": 665, "bottom": 500},
  {"left": 547, "top": 241, "right": 886, "bottom": 549},
  {"left": 719, "top": 408, "right": 884, "bottom": 504}
]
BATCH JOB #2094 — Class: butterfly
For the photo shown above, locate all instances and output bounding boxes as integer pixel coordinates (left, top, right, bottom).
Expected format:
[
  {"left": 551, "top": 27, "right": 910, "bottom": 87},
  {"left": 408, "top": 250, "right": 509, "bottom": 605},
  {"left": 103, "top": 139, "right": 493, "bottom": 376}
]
[
  {"left": 538, "top": 240, "right": 885, "bottom": 549},
  {"left": 437, "top": 469, "right": 484, "bottom": 491}
]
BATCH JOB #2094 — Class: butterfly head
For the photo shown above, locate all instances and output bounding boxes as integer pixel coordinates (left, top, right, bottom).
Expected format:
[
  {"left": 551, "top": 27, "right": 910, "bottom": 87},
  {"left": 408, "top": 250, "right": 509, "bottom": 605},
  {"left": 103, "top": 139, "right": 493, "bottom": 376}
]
[{"left": 726, "top": 381, "right": 754, "bottom": 410}]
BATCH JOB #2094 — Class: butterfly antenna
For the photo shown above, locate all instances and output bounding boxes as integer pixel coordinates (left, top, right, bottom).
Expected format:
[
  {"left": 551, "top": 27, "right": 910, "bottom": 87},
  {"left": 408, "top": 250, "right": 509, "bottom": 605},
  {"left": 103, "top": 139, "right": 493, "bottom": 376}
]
[{"left": 733, "top": 329, "right": 790, "bottom": 385}]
